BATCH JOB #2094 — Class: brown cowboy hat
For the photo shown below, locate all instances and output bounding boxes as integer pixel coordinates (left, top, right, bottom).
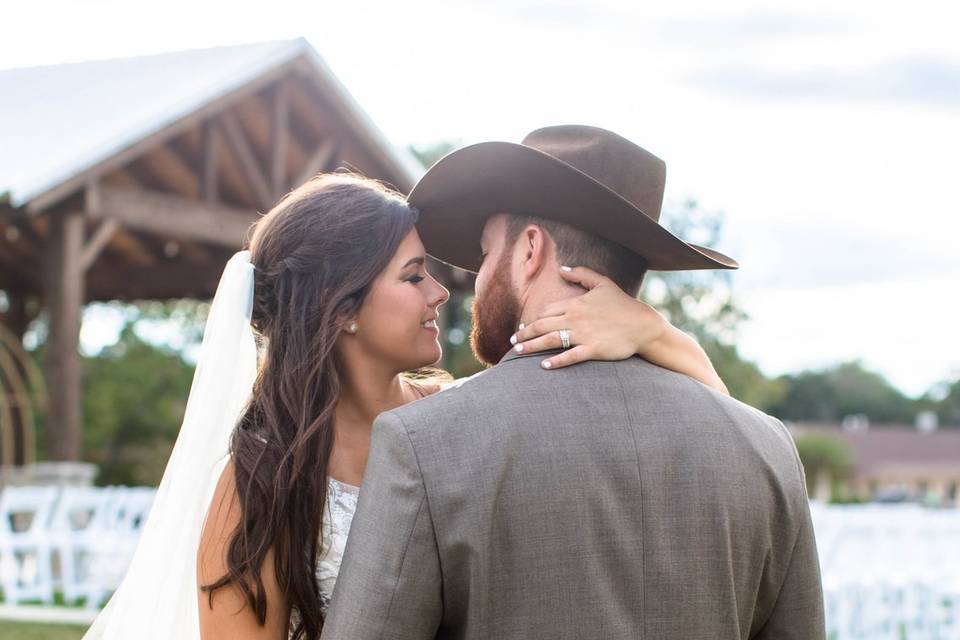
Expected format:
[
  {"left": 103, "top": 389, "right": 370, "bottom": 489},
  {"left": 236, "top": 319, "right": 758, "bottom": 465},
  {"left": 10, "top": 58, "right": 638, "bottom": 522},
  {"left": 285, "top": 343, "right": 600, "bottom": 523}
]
[{"left": 409, "top": 124, "right": 738, "bottom": 274}]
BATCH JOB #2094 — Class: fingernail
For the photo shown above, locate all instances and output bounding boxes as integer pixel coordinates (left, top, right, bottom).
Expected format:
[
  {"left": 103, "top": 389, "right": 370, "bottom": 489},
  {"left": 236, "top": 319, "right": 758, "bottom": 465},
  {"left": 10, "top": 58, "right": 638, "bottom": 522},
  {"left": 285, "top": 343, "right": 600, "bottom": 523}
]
[
  {"left": 518, "top": 323, "right": 525, "bottom": 330},
  {"left": 541, "top": 360, "right": 552, "bottom": 369},
  {"left": 510, "top": 334, "right": 518, "bottom": 345},
  {"left": 560, "top": 266, "right": 572, "bottom": 272},
  {"left": 515, "top": 343, "right": 524, "bottom": 353}
]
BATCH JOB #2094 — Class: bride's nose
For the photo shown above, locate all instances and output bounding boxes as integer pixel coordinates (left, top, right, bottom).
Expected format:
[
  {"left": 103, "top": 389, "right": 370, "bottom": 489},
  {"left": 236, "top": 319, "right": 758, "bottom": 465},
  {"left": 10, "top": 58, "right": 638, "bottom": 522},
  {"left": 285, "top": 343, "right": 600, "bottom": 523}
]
[{"left": 428, "top": 276, "right": 450, "bottom": 309}]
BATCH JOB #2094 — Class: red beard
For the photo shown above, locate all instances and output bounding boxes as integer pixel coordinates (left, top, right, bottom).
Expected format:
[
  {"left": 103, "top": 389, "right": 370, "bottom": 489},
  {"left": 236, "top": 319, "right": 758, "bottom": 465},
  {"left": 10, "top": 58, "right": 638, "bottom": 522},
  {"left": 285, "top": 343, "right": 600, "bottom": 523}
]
[{"left": 470, "top": 252, "right": 522, "bottom": 367}]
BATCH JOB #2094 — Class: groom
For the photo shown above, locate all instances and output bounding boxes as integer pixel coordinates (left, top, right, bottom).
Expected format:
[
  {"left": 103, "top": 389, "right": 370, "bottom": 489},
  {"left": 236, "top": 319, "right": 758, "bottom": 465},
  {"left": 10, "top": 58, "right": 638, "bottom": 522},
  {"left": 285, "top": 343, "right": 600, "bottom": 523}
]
[{"left": 321, "top": 126, "right": 825, "bottom": 639}]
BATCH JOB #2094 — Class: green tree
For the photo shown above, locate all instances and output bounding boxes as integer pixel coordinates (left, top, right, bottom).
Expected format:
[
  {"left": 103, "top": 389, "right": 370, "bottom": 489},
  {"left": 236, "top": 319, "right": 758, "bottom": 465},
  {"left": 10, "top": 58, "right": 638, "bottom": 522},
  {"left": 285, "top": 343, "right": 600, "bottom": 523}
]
[
  {"left": 641, "top": 199, "right": 746, "bottom": 344},
  {"left": 28, "top": 302, "right": 204, "bottom": 485},
  {"left": 793, "top": 432, "right": 854, "bottom": 499},
  {"left": 702, "top": 340, "right": 785, "bottom": 409},
  {"left": 409, "top": 141, "right": 459, "bottom": 169},
  {"left": 440, "top": 293, "right": 486, "bottom": 379},
  {"left": 770, "top": 360, "right": 918, "bottom": 424},
  {"left": 931, "top": 378, "right": 960, "bottom": 426},
  {"left": 82, "top": 322, "right": 196, "bottom": 486},
  {"left": 642, "top": 200, "right": 782, "bottom": 407}
]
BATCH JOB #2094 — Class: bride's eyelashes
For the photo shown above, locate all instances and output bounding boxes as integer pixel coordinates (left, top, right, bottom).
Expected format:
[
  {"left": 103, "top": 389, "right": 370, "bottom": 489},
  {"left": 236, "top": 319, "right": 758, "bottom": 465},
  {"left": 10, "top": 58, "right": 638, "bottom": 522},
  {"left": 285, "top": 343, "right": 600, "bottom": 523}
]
[{"left": 406, "top": 267, "right": 441, "bottom": 285}]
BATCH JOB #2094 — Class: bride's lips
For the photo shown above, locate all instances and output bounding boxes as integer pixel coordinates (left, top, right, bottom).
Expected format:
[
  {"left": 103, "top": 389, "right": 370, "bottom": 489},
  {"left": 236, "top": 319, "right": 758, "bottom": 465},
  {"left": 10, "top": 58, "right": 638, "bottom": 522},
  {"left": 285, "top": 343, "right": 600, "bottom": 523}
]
[{"left": 420, "top": 319, "right": 439, "bottom": 334}]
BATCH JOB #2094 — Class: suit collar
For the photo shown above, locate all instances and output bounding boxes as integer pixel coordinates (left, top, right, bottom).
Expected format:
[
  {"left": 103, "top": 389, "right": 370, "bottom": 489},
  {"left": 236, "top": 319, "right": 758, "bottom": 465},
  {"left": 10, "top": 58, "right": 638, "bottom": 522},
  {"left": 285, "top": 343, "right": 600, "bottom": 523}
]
[{"left": 497, "top": 347, "right": 564, "bottom": 366}]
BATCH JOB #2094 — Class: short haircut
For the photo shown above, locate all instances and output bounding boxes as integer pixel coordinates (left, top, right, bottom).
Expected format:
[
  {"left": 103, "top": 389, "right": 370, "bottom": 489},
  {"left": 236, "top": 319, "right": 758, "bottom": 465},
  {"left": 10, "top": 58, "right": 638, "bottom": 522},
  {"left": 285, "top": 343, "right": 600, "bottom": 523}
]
[{"left": 504, "top": 215, "right": 648, "bottom": 296}]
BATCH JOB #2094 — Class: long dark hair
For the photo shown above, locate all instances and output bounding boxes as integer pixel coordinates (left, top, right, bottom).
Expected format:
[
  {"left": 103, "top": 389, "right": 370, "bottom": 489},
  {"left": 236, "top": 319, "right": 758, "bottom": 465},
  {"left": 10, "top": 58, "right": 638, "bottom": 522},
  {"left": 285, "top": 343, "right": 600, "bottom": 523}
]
[{"left": 201, "top": 173, "right": 418, "bottom": 639}]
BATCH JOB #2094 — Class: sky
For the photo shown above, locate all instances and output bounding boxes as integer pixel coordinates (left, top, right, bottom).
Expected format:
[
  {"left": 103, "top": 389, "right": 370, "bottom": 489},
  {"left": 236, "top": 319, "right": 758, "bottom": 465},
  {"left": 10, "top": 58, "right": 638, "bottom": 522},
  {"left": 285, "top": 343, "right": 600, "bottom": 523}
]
[{"left": 3, "top": 0, "right": 958, "bottom": 396}]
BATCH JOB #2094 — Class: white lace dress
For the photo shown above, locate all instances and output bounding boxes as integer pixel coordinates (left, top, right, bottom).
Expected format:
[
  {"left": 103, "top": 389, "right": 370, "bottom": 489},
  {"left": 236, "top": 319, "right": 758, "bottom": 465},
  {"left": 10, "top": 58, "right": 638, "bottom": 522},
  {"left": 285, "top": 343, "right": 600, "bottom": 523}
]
[
  {"left": 317, "top": 476, "right": 360, "bottom": 616},
  {"left": 307, "top": 383, "right": 442, "bottom": 627},
  {"left": 289, "top": 476, "right": 359, "bottom": 635}
]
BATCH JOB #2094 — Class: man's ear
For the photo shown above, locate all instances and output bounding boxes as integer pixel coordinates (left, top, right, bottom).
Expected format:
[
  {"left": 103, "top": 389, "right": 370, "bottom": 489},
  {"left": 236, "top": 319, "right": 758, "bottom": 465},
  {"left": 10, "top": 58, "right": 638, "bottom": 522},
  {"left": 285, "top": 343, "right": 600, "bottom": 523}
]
[{"left": 518, "top": 224, "right": 550, "bottom": 284}]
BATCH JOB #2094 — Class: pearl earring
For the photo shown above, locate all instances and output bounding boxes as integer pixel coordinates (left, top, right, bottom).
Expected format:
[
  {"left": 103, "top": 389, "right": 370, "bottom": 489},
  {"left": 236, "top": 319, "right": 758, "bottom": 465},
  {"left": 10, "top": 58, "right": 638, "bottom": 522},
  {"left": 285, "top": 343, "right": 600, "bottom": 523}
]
[{"left": 347, "top": 322, "right": 358, "bottom": 334}]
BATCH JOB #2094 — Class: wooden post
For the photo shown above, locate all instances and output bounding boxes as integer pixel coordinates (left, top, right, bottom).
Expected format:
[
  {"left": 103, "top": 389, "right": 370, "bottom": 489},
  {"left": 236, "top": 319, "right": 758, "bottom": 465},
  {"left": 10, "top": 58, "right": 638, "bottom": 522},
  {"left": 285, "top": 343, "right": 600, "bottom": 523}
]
[
  {"left": 204, "top": 120, "right": 220, "bottom": 202},
  {"left": 0, "top": 289, "right": 39, "bottom": 466},
  {"left": 294, "top": 139, "right": 337, "bottom": 187},
  {"left": 43, "top": 210, "right": 85, "bottom": 461},
  {"left": 271, "top": 82, "right": 290, "bottom": 199},
  {"left": 222, "top": 111, "right": 273, "bottom": 210}
]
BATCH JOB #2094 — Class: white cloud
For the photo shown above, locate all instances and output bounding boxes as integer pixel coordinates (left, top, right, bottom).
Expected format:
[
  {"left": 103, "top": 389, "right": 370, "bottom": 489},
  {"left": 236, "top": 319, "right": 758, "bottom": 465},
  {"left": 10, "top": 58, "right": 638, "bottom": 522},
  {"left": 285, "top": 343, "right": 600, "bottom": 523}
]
[{"left": 737, "top": 275, "right": 960, "bottom": 396}]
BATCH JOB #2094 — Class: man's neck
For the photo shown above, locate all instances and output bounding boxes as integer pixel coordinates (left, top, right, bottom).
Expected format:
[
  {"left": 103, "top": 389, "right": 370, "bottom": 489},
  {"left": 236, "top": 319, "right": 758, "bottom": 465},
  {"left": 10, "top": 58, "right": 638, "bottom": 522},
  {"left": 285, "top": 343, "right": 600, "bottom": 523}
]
[{"left": 519, "top": 279, "right": 587, "bottom": 327}]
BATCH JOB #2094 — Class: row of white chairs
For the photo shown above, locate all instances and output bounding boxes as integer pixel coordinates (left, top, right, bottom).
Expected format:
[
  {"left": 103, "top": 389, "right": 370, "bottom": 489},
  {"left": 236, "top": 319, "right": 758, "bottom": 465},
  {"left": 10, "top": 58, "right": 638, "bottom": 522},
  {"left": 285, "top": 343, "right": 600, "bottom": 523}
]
[
  {"left": 0, "top": 484, "right": 154, "bottom": 608},
  {"left": 4, "top": 490, "right": 958, "bottom": 635},
  {"left": 812, "top": 502, "right": 960, "bottom": 639}
]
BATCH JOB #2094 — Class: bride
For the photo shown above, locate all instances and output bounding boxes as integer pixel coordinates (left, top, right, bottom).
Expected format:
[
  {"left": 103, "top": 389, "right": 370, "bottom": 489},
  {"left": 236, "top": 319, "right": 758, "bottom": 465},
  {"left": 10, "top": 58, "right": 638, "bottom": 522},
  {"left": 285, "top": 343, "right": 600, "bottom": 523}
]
[{"left": 83, "top": 173, "right": 728, "bottom": 640}]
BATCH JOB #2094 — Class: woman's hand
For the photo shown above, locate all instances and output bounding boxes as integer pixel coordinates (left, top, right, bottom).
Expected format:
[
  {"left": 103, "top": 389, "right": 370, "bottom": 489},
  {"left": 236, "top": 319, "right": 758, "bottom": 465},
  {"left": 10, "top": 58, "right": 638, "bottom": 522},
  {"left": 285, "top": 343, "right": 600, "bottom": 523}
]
[
  {"left": 512, "top": 266, "right": 729, "bottom": 395},
  {"left": 511, "top": 266, "right": 668, "bottom": 369}
]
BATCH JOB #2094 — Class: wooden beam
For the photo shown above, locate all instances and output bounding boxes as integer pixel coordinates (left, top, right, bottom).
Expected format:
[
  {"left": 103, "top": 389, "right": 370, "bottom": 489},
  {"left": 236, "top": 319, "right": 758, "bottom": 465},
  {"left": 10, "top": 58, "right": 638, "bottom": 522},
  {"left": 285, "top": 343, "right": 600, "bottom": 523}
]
[
  {"left": 272, "top": 82, "right": 290, "bottom": 199},
  {"left": 88, "top": 185, "right": 257, "bottom": 248},
  {"left": 286, "top": 75, "right": 332, "bottom": 142},
  {"left": 232, "top": 83, "right": 307, "bottom": 198},
  {"left": 43, "top": 210, "right": 85, "bottom": 461},
  {"left": 112, "top": 228, "right": 159, "bottom": 267},
  {"left": 203, "top": 121, "right": 220, "bottom": 202},
  {"left": 103, "top": 168, "right": 142, "bottom": 189},
  {"left": 79, "top": 218, "right": 120, "bottom": 272},
  {"left": 285, "top": 127, "right": 309, "bottom": 184},
  {"left": 179, "top": 123, "right": 205, "bottom": 159},
  {"left": 84, "top": 179, "right": 101, "bottom": 213},
  {"left": 171, "top": 238, "right": 215, "bottom": 264},
  {"left": 236, "top": 94, "right": 274, "bottom": 163},
  {"left": 221, "top": 111, "right": 273, "bottom": 211},
  {"left": 295, "top": 64, "right": 419, "bottom": 193},
  {"left": 295, "top": 139, "right": 337, "bottom": 187},
  {"left": 84, "top": 180, "right": 157, "bottom": 267},
  {"left": 86, "top": 259, "right": 226, "bottom": 301},
  {"left": 216, "top": 137, "right": 260, "bottom": 208},
  {"left": 138, "top": 143, "right": 201, "bottom": 198},
  {"left": 25, "top": 57, "right": 304, "bottom": 215}
]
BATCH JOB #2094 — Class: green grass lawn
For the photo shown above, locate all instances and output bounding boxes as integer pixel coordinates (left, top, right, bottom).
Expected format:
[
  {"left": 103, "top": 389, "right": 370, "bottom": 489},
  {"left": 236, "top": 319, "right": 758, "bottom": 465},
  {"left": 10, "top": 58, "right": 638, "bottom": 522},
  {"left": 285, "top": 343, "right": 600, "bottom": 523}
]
[{"left": 0, "top": 622, "right": 89, "bottom": 640}]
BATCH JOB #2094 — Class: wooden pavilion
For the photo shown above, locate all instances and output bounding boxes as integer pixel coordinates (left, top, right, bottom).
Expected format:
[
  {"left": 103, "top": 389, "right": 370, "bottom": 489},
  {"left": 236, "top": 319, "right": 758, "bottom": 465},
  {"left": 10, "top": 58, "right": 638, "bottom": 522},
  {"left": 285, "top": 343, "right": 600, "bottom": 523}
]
[{"left": 0, "top": 39, "right": 463, "bottom": 466}]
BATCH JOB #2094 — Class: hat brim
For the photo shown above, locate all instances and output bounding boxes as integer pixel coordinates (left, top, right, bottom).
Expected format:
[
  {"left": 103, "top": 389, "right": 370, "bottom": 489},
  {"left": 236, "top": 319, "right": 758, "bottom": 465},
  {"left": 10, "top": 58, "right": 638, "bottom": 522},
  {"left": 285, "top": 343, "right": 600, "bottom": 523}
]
[{"left": 409, "top": 141, "right": 739, "bottom": 274}]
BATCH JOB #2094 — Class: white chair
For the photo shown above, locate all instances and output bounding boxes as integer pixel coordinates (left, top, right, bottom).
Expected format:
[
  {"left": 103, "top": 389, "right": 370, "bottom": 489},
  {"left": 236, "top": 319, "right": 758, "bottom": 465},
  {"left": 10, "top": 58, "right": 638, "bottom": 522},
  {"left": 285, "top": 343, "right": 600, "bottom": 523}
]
[
  {"left": 83, "top": 486, "right": 156, "bottom": 608},
  {"left": 47, "top": 485, "right": 114, "bottom": 605},
  {"left": 0, "top": 485, "right": 60, "bottom": 604},
  {"left": 816, "top": 503, "right": 960, "bottom": 639}
]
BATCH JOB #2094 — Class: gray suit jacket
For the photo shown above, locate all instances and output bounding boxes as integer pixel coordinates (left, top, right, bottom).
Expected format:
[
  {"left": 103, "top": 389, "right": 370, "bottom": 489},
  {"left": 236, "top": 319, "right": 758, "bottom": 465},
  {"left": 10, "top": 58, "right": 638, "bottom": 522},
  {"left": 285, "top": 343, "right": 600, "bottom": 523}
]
[{"left": 321, "top": 350, "right": 825, "bottom": 639}]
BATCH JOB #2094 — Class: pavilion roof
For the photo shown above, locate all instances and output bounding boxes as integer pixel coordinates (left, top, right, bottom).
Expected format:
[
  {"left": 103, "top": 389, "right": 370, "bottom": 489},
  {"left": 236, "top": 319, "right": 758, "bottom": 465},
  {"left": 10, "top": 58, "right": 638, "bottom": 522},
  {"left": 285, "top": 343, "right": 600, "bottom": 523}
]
[
  {"left": 0, "top": 38, "right": 422, "bottom": 209},
  {"left": 0, "top": 39, "right": 444, "bottom": 301}
]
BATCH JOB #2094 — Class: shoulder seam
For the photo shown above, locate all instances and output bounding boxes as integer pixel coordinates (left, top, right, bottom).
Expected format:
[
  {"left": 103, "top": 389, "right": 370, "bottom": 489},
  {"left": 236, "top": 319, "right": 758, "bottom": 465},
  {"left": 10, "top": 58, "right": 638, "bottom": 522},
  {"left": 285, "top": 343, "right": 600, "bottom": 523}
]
[{"left": 612, "top": 364, "right": 646, "bottom": 638}]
